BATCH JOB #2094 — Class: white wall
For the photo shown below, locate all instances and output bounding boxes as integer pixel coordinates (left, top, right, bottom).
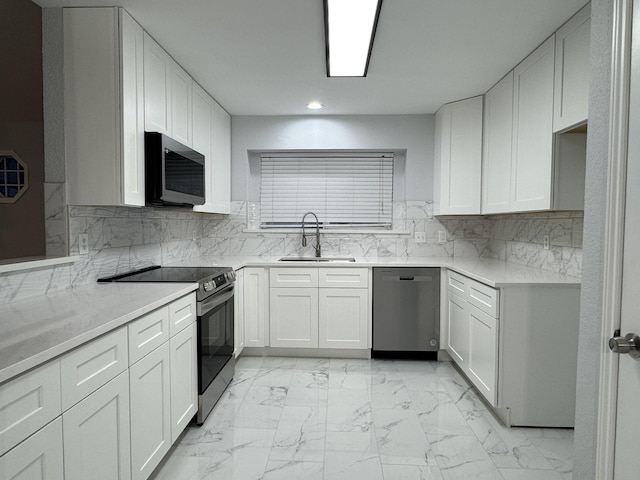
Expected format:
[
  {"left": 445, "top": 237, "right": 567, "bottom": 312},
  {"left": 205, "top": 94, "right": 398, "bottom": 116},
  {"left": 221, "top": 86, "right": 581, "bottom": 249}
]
[
  {"left": 572, "top": 0, "right": 612, "bottom": 477},
  {"left": 230, "top": 114, "right": 434, "bottom": 201}
]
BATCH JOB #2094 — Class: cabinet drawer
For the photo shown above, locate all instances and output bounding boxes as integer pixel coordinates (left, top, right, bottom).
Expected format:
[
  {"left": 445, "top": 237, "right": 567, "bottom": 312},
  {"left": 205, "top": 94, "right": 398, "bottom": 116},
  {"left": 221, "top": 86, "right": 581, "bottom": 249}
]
[
  {"left": 169, "top": 293, "right": 196, "bottom": 336},
  {"left": 0, "top": 417, "right": 64, "bottom": 479},
  {"left": 447, "top": 271, "right": 469, "bottom": 297},
  {"left": 319, "top": 268, "right": 369, "bottom": 288},
  {"left": 0, "top": 361, "right": 62, "bottom": 457},
  {"left": 270, "top": 267, "right": 319, "bottom": 288},
  {"left": 468, "top": 280, "right": 499, "bottom": 318},
  {"left": 128, "top": 305, "right": 170, "bottom": 364},
  {"left": 61, "top": 327, "right": 128, "bottom": 411}
]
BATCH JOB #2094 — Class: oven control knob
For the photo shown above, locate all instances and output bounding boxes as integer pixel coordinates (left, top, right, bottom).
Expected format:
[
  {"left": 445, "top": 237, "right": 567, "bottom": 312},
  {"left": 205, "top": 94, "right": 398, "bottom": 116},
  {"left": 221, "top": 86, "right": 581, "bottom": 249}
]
[
  {"left": 203, "top": 281, "right": 213, "bottom": 291},
  {"left": 227, "top": 271, "right": 236, "bottom": 282}
]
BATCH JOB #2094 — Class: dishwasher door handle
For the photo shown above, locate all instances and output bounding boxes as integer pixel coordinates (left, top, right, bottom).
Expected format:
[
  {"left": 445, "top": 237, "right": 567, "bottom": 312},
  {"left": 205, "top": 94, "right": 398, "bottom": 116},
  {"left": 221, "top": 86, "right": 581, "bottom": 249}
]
[{"left": 381, "top": 275, "right": 434, "bottom": 282}]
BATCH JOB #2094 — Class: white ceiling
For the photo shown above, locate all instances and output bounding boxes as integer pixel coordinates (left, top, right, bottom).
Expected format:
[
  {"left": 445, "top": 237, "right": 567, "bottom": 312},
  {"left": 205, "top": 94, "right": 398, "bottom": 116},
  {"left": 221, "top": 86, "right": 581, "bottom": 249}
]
[{"left": 33, "top": 0, "right": 590, "bottom": 116}]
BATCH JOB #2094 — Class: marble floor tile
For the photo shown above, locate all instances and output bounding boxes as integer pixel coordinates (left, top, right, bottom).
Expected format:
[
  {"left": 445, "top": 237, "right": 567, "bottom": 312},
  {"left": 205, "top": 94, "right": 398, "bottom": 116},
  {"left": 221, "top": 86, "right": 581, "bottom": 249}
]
[
  {"left": 262, "top": 460, "right": 324, "bottom": 480},
  {"left": 368, "top": 375, "right": 413, "bottom": 410},
  {"left": 327, "top": 387, "right": 373, "bottom": 432},
  {"left": 373, "top": 408, "right": 436, "bottom": 466},
  {"left": 410, "top": 389, "right": 474, "bottom": 436},
  {"left": 428, "top": 434, "right": 504, "bottom": 480},
  {"left": 498, "top": 468, "right": 565, "bottom": 480},
  {"left": 151, "top": 454, "right": 214, "bottom": 480},
  {"left": 269, "top": 406, "right": 327, "bottom": 462},
  {"left": 152, "top": 357, "right": 575, "bottom": 480},
  {"left": 465, "top": 410, "right": 554, "bottom": 470},
  {"left": 381, "top": 464, "right": 445, "bottom": 480},
  {"left": 324, "top": 431, "right": 384, "bottom": 480}
]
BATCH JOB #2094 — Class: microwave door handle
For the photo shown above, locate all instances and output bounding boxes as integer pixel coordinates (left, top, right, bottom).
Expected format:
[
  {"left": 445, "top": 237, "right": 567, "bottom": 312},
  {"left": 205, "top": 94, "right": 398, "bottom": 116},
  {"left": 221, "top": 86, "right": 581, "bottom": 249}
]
[{"left": 198, "top": 285, "right": 235, "bottom": 316}]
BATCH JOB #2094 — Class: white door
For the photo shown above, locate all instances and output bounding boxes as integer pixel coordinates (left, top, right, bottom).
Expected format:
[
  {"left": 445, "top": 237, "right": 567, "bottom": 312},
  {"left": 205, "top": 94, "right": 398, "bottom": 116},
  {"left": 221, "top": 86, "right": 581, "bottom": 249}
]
[
  {"left": 129, "top": 344, "right": 171, "bottom": 480},
  {"left": 609, "top": 1, "right": 640, "bottom": 475},
  {"left": 270, "top": 288, "right": 318, "bottom": 348}
]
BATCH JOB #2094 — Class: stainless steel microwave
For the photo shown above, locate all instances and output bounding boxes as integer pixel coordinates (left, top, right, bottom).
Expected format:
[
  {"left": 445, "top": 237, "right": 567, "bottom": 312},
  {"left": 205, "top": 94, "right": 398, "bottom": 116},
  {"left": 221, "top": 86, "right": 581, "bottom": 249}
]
[{"left": 145, "top": 132, "right": 205, "bottom": 207}]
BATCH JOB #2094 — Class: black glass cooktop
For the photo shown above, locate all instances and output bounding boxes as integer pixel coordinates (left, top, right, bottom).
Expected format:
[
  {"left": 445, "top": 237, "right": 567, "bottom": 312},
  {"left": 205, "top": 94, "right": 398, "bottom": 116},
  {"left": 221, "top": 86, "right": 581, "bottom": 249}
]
[{"left": 98, "top": 265, "right": 230, "bottom": 283}]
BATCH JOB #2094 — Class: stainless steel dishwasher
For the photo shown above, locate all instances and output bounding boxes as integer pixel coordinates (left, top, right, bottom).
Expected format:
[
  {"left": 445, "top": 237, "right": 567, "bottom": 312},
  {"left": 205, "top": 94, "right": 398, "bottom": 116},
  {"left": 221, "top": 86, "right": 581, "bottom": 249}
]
[{"left": 372, "top": 267, "right": 440, "bottom": 359}]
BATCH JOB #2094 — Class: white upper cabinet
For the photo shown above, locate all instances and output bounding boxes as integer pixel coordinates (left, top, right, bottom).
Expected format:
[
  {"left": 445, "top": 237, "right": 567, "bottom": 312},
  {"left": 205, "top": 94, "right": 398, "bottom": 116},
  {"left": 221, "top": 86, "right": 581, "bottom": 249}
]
[
  {"left": 211, "top": 100, "right": 232, "bottom": 214},
  {"left": 510, "top": 35, "right": 556, "bottom": 212},
  {"left": 482, "top": 72, "right": 514, "bottom": 214},
  {"left": 553, "top": 3, "right": 591, "bottom": 132},
  {"left": 143, "top": 34, "right": 192, "bottom": 148},
  {"left": 192, "top": 84, "right": 232, "bottom": 214},
  {"left": 64, "top": 8, "right": 145, "bottom": 207},
  {"left": 434, "top": 96, "right": 483, "bottom": 215}
]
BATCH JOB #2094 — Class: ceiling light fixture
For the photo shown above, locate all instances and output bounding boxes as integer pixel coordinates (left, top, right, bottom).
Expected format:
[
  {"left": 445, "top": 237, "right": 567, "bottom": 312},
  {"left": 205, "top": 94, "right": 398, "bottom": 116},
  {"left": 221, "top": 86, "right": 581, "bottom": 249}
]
[
  {"left": 306, "top": 101, "right": 324, "bottom": 110},
  {"left": 324, "top": 0, "right": 383, "bottom": 77}
]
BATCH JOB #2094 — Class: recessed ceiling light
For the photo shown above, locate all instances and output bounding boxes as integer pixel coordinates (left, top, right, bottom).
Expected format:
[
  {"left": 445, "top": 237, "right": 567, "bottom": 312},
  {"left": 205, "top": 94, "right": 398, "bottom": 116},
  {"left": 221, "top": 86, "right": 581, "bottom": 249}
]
[
  {"left": 306, "top": 101, "right": 324, "bottom": 110},
  {"left": 324, "top": 0, "right": 383, "bottom": 77}
]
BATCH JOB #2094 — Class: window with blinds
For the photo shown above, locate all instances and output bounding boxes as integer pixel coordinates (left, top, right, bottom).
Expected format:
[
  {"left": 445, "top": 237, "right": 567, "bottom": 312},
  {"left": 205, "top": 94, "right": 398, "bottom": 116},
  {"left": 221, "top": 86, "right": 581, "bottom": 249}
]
[{"left": 260, "top": 152, "right": 394, "bottom": 229}]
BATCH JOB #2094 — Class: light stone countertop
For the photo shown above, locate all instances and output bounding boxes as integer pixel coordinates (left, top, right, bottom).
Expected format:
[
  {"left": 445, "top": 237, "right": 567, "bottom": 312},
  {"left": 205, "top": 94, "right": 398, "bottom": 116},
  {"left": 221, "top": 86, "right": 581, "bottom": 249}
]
[
  {"left": 1, "top": 256, "right": 579, "bottom": 386},
  {"left": 0, "top": 282, "right": 197, "bottom": 385},
  {"left": 178, "top": 255, "right": 582, "bottom": 287}
]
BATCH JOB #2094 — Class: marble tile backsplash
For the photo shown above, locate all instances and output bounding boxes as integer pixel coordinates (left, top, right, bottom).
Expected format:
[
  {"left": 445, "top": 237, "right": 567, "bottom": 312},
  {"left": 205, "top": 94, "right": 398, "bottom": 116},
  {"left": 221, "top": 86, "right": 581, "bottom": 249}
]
[{"left": 1, "top": 201, "right": 583, "bottom": 305}]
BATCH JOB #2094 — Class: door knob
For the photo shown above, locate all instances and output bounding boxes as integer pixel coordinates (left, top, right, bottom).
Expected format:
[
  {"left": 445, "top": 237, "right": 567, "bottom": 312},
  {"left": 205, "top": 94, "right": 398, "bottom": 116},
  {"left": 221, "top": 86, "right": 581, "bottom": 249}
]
[{"left": 609, "top": 333, "right": 640, "bottom": 358}]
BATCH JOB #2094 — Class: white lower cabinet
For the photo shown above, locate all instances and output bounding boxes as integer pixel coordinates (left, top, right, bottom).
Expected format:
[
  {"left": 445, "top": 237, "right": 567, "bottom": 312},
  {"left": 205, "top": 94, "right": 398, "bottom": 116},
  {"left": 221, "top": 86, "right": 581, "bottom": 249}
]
[
  {"left": 63, "top": 371, "right": 131, "bottom": 480},
  {"left": 444, "top": 269, "right": 580, "bottom": 427},
  {"left": 446, "top": 291, "right": 469, "bottom": 367},
  {"left": 467, "top": 303, "right": 498, "bottom": 405},
  {"left": 234, "top": 268, "right": 245, "bottom": 357},
  {"left": 244, "top": 267, "right": 269, "bottom": 348},
  {"left": 0, "top": 418, "right": 64, "bottom": 480},
  {"left": 318, "top": 288, "right": 368, "bottom": 349},
  {"left": 169, "top": 322, "right": 198, "bottom": 443},
  {"left": 129, "top": 343, "right": 171, "bottom": 480},
  {"left": 0, "top": 292, "right": 198, "bottom": 480},
  {"left": 267, "top": 267, "right": 369, "bottom": 351},
  {"left": 446, "top": 271, "right": 499, "bottom": 408},
  {"left": 270, "top": 287, "right": 318, "bottom": 348}
]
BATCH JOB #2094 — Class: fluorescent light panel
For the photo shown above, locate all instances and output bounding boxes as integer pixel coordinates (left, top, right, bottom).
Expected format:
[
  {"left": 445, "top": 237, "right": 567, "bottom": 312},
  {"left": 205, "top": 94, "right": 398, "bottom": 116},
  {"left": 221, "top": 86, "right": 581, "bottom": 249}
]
[{"left": 325, "top": 0, "right": 382, "bottom": 77}]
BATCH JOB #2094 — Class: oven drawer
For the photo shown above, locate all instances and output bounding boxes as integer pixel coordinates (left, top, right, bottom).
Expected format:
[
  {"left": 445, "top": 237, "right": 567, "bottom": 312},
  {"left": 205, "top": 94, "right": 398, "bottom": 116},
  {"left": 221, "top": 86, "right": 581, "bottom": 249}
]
[
  {"left": 129, "top": 306, "right": 170, "bottom": 365},
  {"left": 169, "top": 293, "right": 196, "bottom": 336}
]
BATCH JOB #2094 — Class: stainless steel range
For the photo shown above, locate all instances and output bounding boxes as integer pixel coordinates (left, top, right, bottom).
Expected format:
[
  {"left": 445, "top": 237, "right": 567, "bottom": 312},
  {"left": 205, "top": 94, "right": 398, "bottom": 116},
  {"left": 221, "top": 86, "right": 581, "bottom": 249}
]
[{"left": 99, "top": 265, "right": 235, "bottom": 424}]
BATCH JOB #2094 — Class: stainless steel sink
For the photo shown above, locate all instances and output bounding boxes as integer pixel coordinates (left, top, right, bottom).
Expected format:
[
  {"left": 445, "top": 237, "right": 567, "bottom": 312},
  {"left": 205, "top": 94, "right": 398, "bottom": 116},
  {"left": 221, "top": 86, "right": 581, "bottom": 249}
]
[{"left": 278, "top": 257, "right": 356, "bottom": 263}]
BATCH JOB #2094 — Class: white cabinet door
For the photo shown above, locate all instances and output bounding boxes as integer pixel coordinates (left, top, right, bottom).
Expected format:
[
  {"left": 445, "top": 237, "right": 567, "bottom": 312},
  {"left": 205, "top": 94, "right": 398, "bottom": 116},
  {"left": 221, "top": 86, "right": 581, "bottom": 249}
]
[
  {"left": 446, "top": 291, "right": 468, "bottom": 368},
  {"left": 553, "top": 3, "right": 591, "bottom": 132},
  {"left": 143, "top": 33, "right": 171, "bottom": 136},
  {"left": 210, "top": 99, "right": 231, "bottom": 214},
  {"left": 64, "top": 8, "right": 145, "bottom": 207},
  {"left": 234, "top": 268, "right": 246, "bottom": 357},
  {"left": 169, "top": 322, "right": 197, "bottom": 443},
  {"left": 318, "top": 288, "right": 368, "bottom": 349},
  {"left": 129, "top": 344, "right": 171, "bottom": 480},
  {"left": 0, "top": 361, "right": 61, "bottom": 457},
  {"left": 63, "top": 371, "right": 131, "bottom": 480},
  {"left": 434, "top": 96, "right": 483, "bottom": 215},
  {"left": 467, "top": 303, "right": 498, "bottom": 406},
  {"left": 511, "top": 35, "right": 556, "bottom": 212},
  {"left": 119, "top": 9, "right": 145, "bottom": 206},
  {"left": 0, "top": 418, "right": 64, "bottom": 480},
  {"left": 244, "top": 268, "right": 268, "bottom": 347},
  {"left": 482, "top": 72, "right": 514, "bottom": 214},
  {"left": 170, "top": 64, "right": 193, "bottom": 147},
  {"left": 270, "top": 288, "right": 318, "bottom": 348},
  {"left": 192, "top": 83, "right": 214, "bottom": 210}
]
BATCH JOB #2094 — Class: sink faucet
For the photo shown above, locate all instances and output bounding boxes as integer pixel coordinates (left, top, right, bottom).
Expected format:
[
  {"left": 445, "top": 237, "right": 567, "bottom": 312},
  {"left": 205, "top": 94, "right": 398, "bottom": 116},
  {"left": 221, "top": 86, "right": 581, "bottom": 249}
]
[{"left": 301, "top": 212, "right": 321, "bottom": 257}]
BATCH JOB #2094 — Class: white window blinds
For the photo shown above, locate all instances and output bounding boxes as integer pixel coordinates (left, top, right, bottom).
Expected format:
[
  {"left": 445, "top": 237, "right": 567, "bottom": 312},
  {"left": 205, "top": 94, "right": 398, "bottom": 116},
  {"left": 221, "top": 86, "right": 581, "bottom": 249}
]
[{"left": 260, "top": 152, "right": 394, "bottom": 229}]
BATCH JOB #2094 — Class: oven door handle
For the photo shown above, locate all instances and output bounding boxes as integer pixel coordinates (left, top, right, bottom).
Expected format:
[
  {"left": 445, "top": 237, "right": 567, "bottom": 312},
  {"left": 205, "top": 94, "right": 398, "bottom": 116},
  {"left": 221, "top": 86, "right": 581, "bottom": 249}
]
[{"left": 198, "top": 285, "right": 235, "bottom": 316}]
